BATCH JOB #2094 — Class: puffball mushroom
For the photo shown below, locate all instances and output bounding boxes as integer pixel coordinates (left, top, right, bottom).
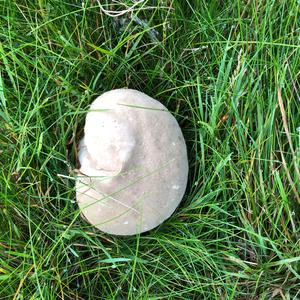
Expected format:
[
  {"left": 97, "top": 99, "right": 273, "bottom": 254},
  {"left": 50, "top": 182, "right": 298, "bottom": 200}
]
[{"left": 76, "top": 89, "right": 188, "bottom": 235}]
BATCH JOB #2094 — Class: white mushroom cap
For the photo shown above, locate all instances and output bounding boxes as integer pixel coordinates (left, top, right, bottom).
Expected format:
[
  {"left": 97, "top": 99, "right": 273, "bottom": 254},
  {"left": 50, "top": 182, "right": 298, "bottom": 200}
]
[{"left": 76, "top": 89, "right": 188, "bottom": 235}]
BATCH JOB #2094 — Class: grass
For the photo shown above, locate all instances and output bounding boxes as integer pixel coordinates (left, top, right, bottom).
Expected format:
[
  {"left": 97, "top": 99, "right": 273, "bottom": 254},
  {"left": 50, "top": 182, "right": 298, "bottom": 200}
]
[{"left": 0, "top": 0, "right": 299, "bottom": 299}]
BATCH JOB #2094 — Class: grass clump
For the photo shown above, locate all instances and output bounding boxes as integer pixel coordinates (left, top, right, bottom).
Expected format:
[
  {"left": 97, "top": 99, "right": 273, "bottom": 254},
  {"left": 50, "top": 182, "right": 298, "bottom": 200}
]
[{"left": 0, "top": 0, "right": 299, "bottom": 299}]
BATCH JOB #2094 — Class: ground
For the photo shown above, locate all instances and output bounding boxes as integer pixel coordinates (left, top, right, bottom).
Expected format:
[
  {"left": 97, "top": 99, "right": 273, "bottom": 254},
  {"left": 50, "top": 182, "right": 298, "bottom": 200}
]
[{"left": 0, "top": 0, "right": 299, "bottom": 299}]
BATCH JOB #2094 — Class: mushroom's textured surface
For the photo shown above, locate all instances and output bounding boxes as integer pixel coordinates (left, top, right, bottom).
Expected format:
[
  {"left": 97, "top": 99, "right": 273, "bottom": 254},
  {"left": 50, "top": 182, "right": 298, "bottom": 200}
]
[{"left": 76, "top": 89, "right": 188, "bottom": 235}]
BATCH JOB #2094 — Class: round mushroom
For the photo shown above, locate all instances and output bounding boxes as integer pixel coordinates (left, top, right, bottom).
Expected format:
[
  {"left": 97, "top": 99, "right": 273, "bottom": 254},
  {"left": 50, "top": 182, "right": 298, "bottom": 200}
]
[{"left": 76, "top": 88, "right": 188, "bottom": 235}]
